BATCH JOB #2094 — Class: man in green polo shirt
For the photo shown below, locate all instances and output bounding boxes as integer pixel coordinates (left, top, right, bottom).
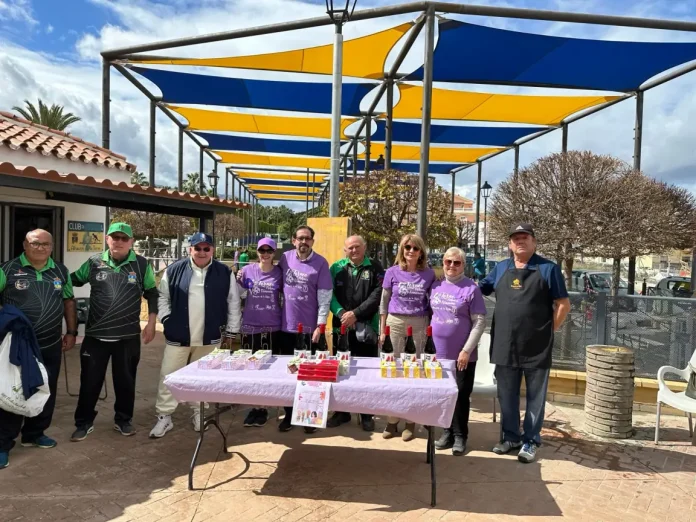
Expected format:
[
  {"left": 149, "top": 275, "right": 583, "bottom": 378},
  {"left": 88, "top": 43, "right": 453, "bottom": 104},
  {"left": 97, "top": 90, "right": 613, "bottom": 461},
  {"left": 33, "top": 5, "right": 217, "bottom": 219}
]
[
  {"left": 0, "top": 229, "right": 77, "bottom": 469},
  {"left": 70, "top": 222, "right": 158, "bottom": 442}
]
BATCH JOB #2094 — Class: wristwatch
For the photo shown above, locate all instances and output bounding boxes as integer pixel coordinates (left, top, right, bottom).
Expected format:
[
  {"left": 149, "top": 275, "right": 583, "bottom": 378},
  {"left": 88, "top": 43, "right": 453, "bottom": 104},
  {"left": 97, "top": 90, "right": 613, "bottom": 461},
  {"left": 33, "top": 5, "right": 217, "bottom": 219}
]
[{"left": 66, "top": 329, "right": 78, "bottom": 336}]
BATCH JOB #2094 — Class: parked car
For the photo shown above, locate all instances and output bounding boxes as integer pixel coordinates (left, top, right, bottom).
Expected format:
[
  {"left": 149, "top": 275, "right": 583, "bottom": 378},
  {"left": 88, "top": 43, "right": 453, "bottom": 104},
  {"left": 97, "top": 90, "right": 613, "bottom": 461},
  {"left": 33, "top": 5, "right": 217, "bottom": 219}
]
[{"left": 649, "top": 276, "right": 692, "bottom": 298}]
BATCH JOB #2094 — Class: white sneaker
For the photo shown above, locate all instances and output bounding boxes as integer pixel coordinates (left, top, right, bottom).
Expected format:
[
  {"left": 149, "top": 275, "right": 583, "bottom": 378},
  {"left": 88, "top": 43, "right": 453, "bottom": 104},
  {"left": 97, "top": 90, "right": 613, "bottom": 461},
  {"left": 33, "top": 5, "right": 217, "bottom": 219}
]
[
  {"left": 192, "top": 410, "right": 209, "bottom": 432},
  {"left": 149, "top": 415, "right": 173, "bottom": 438}
]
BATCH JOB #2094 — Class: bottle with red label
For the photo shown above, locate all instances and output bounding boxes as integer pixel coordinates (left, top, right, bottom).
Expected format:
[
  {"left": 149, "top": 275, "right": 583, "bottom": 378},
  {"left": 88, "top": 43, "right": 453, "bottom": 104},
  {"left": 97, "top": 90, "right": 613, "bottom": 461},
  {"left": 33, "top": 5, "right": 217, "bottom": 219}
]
[{"left": 337, "top": 323, "right": 350, "bottom": 353}]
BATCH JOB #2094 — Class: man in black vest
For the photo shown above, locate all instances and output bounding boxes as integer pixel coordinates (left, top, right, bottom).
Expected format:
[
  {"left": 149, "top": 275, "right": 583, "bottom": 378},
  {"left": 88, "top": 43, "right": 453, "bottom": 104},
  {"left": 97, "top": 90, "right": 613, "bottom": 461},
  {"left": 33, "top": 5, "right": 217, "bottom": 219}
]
[
  {"left": 479, "top": 223, "right": 570, "bottom": 463},
  {"left": 0, "top": 229, "right": 77, "bottom": 469},
  {"left": 70, "top": 222, "right": 158, "bottom": 441},
  {"left": 150, "top": 232, "right": 241, "bottom": 438}
]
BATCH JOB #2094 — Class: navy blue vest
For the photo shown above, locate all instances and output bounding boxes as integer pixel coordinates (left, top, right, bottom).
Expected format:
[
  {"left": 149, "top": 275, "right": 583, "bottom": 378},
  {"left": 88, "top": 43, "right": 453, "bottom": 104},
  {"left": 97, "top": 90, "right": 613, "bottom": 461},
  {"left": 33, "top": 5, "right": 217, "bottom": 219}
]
[{"left": 163, "top": 258, "right": 231, "bottom": 346}]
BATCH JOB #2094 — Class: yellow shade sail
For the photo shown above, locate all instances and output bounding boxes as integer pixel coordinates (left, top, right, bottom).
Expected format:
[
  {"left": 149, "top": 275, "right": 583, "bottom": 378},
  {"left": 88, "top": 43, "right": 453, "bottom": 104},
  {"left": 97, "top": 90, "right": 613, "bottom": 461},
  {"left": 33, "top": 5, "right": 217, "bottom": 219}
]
[
  {"left": 216, "top": 151, "right": 331, "bottom": 170},
  {"left": 255, "top": 194, "right": 316, "bottom": 201},
  {"left": 168, "top": 105, "right": 356, "bottom": 138},
  {"left": 234, "top": 171, "right": 328, "bottom": 182},
  {"left": 247, "top": 184, "right": 320, "bottom": 193},
  {"left": 365, "top": 143, "right": 502, "bottom": 163},
  {"left": 133, "top": 23, "right": 412, "bottom": 79},
  {"left": 393, "top": 84, "right": 620, "bottom": 125}
]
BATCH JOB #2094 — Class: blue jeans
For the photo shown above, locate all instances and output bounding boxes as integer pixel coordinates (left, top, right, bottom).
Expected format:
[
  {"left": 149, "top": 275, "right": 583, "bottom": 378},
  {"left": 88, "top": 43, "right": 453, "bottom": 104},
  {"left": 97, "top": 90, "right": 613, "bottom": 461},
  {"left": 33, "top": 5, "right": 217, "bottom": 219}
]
[{"left": 495, "top": 366, "right": 550, "bottom": 446}]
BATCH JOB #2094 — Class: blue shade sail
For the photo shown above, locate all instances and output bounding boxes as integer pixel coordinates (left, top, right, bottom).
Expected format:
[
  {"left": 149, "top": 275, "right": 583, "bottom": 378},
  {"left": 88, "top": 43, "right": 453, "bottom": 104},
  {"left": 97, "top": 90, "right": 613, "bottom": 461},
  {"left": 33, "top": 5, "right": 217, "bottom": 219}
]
[
  {"left": 408, "top": 21, "right": 696, "bottom": 92},
  {"left": 197, "top": 132, "right": 335, "bottom": 156},
  {"left": 355, "top": 160, "right": 463, "bottom": 174},
  {"left": 371, "top": 120, "right": 545, "bottom": 145},
  {"left": 236, "top": 178, "right": 326, "bottom": 188},
  {"left": 131, "top": 66, "right": 375, "bottom": 116}
]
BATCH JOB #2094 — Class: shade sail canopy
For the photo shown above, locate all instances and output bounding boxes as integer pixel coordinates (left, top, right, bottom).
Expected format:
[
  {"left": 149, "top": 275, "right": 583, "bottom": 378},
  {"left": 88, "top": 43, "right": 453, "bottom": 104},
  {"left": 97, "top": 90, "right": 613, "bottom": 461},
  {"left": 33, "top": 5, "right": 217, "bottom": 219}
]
[
  {"left": 408, "top": 21, "right": 696, "bottom": 92},
  {"left": 253, "top": 189, "right": 317, "bottom": 196},
  {"left": 393, "top": 84, "right": 619, "bottom": 125},
  {"left": 233, "top": 171, "right": 328, "bottom": 182},
  {"left": 255, "top": 194, "right": 315, "bottom": 201},
  {"left": 237, "top": 178, "right": 326, "bottom": 188},
  {"left": 248, "top": 184, "right": 320, "bottom": 193},
  {"left": 366, "top": 143, "right": 502, "bottom": 163},
  {"left": 355, "top": 160, "right": 463, "bottom": 174},
  {"left": 200, "top": 132, "right": 335, "bottom": 157},
  {"left": 132, "top": 23, "right": 412, "bottom": 80},
  {"left": 217, "top": 151, "right": 331, "bottom": 170},
  {"left": 131, "top": 66, "right": 374, "bottom": 115},
  {"left": 372, "top": 120, "right": 545, "bottom": 145},
  {"left": 168, "top": 105, "right": 356, "bottom": 138}
]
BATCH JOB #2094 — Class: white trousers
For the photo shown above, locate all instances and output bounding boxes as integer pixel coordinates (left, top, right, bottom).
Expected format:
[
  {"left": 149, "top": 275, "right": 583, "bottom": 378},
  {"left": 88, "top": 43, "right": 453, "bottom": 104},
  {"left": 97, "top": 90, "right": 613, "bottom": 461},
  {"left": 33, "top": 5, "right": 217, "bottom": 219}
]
[{"left": 155, "top": 344, "right": 215, "bottom": 415}]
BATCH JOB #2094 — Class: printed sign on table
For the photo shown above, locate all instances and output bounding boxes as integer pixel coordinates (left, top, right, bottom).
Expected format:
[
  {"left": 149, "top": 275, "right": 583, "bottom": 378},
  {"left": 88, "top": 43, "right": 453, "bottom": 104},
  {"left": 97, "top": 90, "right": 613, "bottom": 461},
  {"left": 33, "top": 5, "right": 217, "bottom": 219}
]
[
  {"left": 67, "top": 221, "right": 104, "bottom": 252},
  {"left": 291, "top": 380, "right": 331, "bottom": 429}
]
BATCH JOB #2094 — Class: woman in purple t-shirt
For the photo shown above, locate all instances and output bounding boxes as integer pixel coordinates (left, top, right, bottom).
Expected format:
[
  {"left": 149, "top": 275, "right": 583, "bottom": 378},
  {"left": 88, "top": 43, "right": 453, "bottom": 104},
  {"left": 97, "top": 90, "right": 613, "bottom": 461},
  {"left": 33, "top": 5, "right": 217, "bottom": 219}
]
[
  {"left": 237, "top": 238, "right": 283, "bottom": 427},
  {"left": 430, "top": 247, "right": 486, "bottom": 456},
  {"left": 379, "top": 233, "right": 436, "bottom": 442}
]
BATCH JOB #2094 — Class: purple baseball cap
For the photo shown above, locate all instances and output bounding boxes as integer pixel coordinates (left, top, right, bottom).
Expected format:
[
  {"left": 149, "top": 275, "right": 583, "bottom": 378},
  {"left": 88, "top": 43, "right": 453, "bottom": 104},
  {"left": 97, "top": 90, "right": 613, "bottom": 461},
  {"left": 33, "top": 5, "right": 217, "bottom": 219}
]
[{"left": 257, "top": 238, "right": 277, "bottom": 251}]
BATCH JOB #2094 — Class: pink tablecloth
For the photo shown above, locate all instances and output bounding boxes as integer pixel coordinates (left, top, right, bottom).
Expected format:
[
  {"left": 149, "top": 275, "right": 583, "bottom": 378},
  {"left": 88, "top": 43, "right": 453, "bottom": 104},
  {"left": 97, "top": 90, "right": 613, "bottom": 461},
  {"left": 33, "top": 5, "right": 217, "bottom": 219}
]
[{"left": 165, "top": 356, "right": 459, "bottom": 428}]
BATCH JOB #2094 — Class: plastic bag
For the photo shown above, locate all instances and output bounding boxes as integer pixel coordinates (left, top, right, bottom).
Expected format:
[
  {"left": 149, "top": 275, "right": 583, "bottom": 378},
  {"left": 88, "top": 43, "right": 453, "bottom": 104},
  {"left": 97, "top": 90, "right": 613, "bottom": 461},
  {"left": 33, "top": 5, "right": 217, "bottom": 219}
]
[{"left": 0, "top": 333, "right": 50, "bottom": 417}]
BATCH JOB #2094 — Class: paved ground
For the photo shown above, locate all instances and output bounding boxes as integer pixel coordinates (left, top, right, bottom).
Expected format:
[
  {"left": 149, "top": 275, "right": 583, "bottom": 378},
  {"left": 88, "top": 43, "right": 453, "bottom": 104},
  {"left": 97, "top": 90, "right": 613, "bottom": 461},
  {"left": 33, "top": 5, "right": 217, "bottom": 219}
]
[{"left": 2, "top": 331, "right": 696, "bottom": 522}]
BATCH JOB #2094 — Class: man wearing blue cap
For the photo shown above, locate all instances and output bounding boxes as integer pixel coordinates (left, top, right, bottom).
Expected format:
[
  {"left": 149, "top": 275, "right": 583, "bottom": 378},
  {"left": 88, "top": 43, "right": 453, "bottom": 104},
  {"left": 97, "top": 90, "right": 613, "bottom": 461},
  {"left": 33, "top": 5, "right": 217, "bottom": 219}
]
[{"left": 150, "top": 232, "right": 241, "bottom": 438}]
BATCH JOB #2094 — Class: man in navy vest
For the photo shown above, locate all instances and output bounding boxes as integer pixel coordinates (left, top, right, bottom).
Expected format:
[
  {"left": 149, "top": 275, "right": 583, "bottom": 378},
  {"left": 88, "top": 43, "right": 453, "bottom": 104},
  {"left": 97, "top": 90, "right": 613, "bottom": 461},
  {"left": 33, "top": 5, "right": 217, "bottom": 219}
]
[{"left": 149, "top": 232, "right": 241, "bottom": 438}]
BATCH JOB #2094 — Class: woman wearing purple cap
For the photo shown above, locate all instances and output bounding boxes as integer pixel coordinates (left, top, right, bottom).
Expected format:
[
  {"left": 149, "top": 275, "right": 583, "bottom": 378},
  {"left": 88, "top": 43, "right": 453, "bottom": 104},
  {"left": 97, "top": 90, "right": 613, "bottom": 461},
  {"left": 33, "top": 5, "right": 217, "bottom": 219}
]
[{"left": 237, "top": 238, "right": 283, "bottom": 427}]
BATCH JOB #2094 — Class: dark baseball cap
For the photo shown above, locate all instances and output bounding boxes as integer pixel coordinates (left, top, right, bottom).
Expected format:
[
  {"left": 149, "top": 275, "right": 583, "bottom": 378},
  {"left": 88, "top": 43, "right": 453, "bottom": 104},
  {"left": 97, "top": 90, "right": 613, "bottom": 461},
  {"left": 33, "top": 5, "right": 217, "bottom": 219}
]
[
  {"left": 190, "top": 232, "right": 214, "bottom": 246},
  {"left": 509, "top": 223, "right": 535, "bottom": 237}
]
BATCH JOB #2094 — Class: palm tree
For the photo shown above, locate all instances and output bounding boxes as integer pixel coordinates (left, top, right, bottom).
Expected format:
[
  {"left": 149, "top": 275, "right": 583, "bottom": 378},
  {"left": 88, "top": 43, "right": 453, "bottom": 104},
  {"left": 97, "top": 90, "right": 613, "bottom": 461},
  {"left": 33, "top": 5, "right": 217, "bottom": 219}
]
[
  {"left": 183, "top": 172, "right": 206, "bottom": 194},
  {"left": 12, "top": 99, "right": 81, "bottom": 131},
  {"left": 130, "top": 171, "right": 148, "bottom": 186}
]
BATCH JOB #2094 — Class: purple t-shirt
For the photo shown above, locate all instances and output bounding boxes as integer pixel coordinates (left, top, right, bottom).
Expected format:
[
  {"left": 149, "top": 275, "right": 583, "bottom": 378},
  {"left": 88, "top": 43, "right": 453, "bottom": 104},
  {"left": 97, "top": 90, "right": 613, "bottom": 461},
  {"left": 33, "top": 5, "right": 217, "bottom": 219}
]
[
  {"left": 279, "top": 250, "right": 332, "bottom": 333},
  {"left": 238, "top": 264, "right": 283, "bottom": 333},
  {"left": 430, "top": 277, "right": 487, "bottom": 361},
  {"left": 383, "top": 266, "right": 436, "bottom": 316}
]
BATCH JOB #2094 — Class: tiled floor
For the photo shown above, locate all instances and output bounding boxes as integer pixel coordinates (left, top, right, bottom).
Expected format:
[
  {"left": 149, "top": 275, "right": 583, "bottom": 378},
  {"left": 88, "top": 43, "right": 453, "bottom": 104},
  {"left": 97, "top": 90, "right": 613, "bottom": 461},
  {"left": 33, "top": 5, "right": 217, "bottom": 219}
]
[{"left": 1, "top": 332, "right": 695, "bottom": 521}]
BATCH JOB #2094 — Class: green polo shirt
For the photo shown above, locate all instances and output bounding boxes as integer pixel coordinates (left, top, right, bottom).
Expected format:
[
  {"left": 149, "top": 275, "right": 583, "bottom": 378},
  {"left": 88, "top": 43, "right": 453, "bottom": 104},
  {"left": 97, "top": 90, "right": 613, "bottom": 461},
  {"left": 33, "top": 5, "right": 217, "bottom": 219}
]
[
  {"left": 329, "top": 257, "right": 378, "bottom": 334},
  {"left": 72, "top": 250, "right": 157, "bottom": 340},
  {"left": 0, "top": 253, "right": 74, "bottom": 347}
]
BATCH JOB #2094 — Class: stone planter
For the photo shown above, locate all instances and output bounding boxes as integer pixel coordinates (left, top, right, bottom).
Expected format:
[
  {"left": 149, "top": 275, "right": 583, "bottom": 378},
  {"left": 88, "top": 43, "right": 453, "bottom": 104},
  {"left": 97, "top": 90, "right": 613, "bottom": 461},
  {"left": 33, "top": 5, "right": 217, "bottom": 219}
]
[{"left": 584, "top": 345, "right": 635, "bottom": 439}]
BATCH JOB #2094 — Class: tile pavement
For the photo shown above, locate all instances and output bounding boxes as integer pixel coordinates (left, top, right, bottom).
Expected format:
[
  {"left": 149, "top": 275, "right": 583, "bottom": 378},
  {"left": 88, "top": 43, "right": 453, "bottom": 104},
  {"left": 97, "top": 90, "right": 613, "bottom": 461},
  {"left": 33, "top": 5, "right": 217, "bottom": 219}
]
[{"left": 1, "top": 331, "right": 695, "bottom": 521}]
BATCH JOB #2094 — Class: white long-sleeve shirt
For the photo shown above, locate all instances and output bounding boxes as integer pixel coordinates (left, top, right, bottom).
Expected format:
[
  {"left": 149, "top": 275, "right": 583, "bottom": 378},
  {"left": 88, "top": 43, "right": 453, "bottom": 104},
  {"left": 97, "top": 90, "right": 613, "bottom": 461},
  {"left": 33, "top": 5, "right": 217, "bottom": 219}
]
[{"left": 158, "top": 259, "right": 241, "bottom": 346}]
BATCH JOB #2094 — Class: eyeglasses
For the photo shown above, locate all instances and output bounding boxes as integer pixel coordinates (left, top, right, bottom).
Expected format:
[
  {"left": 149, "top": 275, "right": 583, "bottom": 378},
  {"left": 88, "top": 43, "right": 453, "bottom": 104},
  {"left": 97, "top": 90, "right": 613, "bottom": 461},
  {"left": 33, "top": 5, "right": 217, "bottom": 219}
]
[
  {"left": 258, "top": 248, "right": 274, "bottom": 254},
  {"left": 403, "top": 244, "right": 420, "bottom": 252},
  {"left": 295, "top": 236, "right": 313, "bottom": 242},
  {"left": 27, "top": 242, "right": 51, "bottom": 250},
  {"left": 444, "top": 259, "right": 462, "bottom": 267},
  {"left": 194, "top": 246, "right": 211, "bottom": 253},
  {"left": 109, "top": 235, "right": 130, "bottom": 242}
]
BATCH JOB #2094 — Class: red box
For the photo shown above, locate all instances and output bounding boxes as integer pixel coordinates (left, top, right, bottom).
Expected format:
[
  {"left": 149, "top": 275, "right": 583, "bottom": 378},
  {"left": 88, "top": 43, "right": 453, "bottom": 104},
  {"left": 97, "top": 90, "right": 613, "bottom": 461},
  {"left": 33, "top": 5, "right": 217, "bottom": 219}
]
[{"left": 297, "top": 360, "right": 339, "bottom": 382}]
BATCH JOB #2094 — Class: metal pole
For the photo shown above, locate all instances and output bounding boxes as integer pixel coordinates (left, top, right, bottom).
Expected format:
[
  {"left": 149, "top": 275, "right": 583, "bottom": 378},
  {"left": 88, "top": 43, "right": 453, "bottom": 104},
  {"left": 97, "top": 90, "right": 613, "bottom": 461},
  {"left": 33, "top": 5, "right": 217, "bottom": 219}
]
[
  {"left": 313, "top": 171, "right": 317, "bottom": 211},
  {"left": 328, "top": 23, "right": 343, "bottom": 218},
  {"left": 365, "top": 117, "right": 372, "bottom": 176},
  {"left": 225, "top": 167, "right": 229, "bottom": 200},
  {"left": 628, "top": 91, "right": 644, "bottom": 295},
  {"left": 102, "top": 59, "right": 110, "bottom": 150},
  {"left": 483, "top": 197, "right": 488, "bottom": 264},
  {"left": 306, "top": 167, "right": 310, "bottom": 219},
  {"left": 177, "top": 127, "right": 183, "bottom": 191},
  {"left": 514, "top": 144, "right": 520, "bottom": 179},
  {"left": 385, "top": 78, "right": 394, "bottom": 170},
  {"left": 451, "top": 172, "right": 455, "bottom": 214},
  {"left": 199, "top": 147, "right": 204, "bottom": 195},
  {"left": 416, "top": 6, "right": 435, "bottom": 239},
  {"left": 149, "top": 99, "right": 156, "bottom": 186},
  {"left": 352, "top": 136, "right": 358, "bottom": 180},
  {"left": 214, "top": 160, "right": 219, "bottom": 198},
  {"left": 561, "top": 123, "right": 568, "bottom": 153},
  {"left": 474, "top": 161, "right": 482, "bottom": 254}
]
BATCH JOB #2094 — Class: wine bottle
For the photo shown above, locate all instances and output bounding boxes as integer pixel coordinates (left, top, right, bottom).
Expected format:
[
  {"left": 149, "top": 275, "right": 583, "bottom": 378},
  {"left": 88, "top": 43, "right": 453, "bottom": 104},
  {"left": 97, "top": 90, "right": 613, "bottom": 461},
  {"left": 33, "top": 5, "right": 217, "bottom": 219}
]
[
  {"left": 424, "top": 325, "right": 437, "bottom": 356},
  {"left": 317, "top": 324, "right": 328, "bottom": 353},
  {"left": 338, "top": 324, "right": 350, "bottom": 352},
  {"left": 404, "top": 325, "right": 417, "bottom": 355},
  {"left": 295, "top": 323, "right": 307, "bottom": 352},
  {"left": 381, "top": 325, "right": 394, "bottom": 354}
]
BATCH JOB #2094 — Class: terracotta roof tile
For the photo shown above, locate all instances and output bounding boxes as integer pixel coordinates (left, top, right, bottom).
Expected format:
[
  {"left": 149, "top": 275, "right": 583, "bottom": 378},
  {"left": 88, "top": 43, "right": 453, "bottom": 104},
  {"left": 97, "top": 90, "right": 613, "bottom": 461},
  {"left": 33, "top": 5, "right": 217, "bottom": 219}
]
[
  {"left": 0, "top": 111, "right": 137, "bottom": 172},
  {"left": 0, "top": 161, "right": 248, "bottom": 212}
]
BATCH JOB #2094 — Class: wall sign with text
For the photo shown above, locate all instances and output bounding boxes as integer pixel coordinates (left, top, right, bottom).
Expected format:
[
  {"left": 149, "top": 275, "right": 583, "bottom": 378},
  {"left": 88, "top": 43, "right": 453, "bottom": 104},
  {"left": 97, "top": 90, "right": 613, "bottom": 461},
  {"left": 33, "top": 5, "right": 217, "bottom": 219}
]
[{"left": 67, "top": 221, "right": 104, "bottom": 252}]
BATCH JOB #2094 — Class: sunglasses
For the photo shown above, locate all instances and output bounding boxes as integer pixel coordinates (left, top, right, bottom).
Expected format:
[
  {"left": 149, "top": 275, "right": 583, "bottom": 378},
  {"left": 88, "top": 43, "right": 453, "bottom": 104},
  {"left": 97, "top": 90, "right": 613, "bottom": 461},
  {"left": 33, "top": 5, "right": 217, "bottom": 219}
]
[
  {"left": 110, "top": 235, "right": 130, "bottom": 242},
  {"left": 194, "top": 246, "right": 211, "bottom": 252},
  {"left": 444, "top": 259, "right": 462, "bottom": 267},
  {"left": 404, "top": 244, "right": 421, "bottom": 252},
  {"left": 258, "top": 248, "right": 274, "bottom": 254}
]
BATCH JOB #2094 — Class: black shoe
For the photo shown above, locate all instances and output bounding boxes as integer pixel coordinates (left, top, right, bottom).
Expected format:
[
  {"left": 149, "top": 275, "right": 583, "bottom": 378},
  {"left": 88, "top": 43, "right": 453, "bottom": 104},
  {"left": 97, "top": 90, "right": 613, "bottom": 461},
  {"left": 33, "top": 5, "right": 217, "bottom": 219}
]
[
  {"left": 243, "top": 409, "right": 258, "bottom": 427},
  {"left": 434, "top": 429, "right": 454, "bottom": 450},
  {"left": 360, "top": 415, "right": 375, "bottom": 432},
  {"left": 252, "top": 409, "right": 268, "bottom": 427},
  {"left": 452, "top": 436, "right": 467, "bottom": 456},
  {"left": 278, "top": 416, "right": 293, "bottom": 432},
  {"left": 114, "top": 422, "right": 136, "bottom": 437},
  {"left": 326, "top": 411, "right": 351, "bottom": 428},
  {"left": 304, "top": 427, "right": 317, "bottom": 434},
  {"left": 70, "top": 424, "right": 94, "bottom": 442}
]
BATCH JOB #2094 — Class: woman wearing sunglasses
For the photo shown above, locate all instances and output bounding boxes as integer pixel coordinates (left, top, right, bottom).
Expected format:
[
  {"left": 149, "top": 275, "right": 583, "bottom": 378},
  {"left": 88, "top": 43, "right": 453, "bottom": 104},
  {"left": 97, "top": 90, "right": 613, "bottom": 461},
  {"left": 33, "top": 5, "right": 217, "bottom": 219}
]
[
  {"left": 237, "top": 238, "right": 283, "bottom": 427},
  {"left": 430, "top": 247, "right": 486, "bottom": 456},
  {"left": 379, "top": 233, "right": 436, "bottom": 441}
]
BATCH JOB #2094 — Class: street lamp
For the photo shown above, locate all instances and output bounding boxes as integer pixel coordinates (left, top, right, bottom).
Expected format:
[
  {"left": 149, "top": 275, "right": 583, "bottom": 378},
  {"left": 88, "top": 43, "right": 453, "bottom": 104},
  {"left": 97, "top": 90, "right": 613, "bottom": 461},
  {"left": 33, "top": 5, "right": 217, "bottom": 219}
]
[
  {"left": 326, "top": 0, "right": 357, "bottom": 218},
  {"left": 207, "top": 170, "right": 219, "bottom": 196},
  {"left": 481, "top": 181, "right": 492, "bottom": 265}
]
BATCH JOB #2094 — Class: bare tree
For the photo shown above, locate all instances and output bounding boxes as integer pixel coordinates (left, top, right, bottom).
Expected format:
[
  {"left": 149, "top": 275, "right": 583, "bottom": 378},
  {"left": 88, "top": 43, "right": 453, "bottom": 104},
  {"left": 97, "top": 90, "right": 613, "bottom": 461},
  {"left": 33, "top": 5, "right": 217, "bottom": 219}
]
[
  {"left": 455, "top": 217, "right": 476, "bottom": 250},
  {"left": 214, "top": 213, "right": 245, "bottom": 260}
]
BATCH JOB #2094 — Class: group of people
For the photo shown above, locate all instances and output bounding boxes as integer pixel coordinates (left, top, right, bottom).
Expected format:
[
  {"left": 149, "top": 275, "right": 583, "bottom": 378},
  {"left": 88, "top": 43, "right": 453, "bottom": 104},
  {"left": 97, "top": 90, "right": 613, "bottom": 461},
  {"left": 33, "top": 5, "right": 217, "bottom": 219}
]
[{"left": 0, "top": 219, "right": 570, "bottom": 470}]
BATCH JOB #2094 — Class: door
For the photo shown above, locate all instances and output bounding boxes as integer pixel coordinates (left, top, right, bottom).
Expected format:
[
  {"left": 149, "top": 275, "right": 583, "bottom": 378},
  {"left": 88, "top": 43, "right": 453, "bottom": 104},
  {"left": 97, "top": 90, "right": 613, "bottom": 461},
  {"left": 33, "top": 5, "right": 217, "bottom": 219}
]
[{"left": 10, "top": 205, "right": 63, "bottom": 262}]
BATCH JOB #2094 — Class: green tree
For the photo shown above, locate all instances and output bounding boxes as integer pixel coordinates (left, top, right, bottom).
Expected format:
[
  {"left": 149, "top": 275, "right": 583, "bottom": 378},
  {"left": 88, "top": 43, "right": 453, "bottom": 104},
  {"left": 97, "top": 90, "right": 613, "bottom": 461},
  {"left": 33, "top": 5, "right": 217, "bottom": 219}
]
[
  {"left": 183, "top": 172, "right": 205, "bottom": 194},
  {"left": 12, "top": 99, "right": 81, "bottom": 131},
  {"left": 130, "top": 171, "right": 148, "bottom": 186}
]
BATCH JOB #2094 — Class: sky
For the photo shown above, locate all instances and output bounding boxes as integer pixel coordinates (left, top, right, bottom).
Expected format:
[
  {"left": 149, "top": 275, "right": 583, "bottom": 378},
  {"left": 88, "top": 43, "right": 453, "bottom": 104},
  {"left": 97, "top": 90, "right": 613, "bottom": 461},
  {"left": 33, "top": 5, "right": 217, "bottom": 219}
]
[{"left": 2, "top": 0, "right": 696, "bottom": 212}]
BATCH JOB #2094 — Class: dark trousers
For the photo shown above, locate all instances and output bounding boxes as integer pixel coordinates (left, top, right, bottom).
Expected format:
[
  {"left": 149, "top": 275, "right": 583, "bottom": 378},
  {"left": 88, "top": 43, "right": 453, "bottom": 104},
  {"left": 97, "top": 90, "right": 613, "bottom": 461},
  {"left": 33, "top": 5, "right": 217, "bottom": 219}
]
[
  {"left": 0, "top": 340, "right": 62, "bottom": 452},
  {"left": 241, "top": 330, "right": 281, "bottom": 355},
  {"left": 333, "top": 330, "right": 378, "bottom": 420},
  {"left": 450, "top": 361, "right": 477, "bottom": 439},
  {"left": 495, "top": 365, "right": 550, "bottom": 446},
  {"left": 74, "top": 336, "right": 141, "bottom": 428}
]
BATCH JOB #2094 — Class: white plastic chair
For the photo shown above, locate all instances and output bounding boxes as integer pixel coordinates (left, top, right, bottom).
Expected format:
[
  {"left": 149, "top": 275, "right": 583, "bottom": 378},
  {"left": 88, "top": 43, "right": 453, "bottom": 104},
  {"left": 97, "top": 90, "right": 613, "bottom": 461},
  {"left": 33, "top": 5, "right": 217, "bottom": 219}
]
[
  {"left": 654, "top": 349, "right": 696, "bottom": 444},
  {"left": 472, "top": 333, "right": 498, "bottom": 422}
]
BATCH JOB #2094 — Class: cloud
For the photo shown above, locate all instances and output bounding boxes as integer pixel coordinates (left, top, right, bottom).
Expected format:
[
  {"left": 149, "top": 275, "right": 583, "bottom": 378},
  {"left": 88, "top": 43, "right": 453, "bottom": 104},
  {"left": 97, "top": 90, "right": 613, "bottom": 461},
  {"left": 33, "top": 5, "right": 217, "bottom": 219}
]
[
  {"left": 0, "top": 0, "right": 37, "bottom": 25},
  {"left": 46, "top": 23, "right": 53, "bottom": 34}
]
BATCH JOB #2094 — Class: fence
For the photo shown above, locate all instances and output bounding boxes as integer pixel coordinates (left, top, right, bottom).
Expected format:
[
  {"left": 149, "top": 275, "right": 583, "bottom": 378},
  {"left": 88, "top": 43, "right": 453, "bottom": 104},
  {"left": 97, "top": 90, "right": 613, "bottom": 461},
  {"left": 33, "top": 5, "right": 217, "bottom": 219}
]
[{"left": 553, "top": 292, "right": 696, "bottom": 378}]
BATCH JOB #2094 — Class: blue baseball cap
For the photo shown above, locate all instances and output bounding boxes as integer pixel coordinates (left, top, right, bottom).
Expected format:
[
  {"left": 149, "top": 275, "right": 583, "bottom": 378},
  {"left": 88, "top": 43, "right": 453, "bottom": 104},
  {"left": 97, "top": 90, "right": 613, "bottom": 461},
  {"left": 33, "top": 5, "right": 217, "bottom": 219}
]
[{"left": 190, "top": 232, "right": 213, "bottom": 246}]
